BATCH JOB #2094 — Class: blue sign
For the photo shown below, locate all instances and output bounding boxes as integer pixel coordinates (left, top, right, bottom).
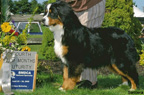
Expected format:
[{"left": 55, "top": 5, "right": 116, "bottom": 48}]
[{"left": 11, "top": 70, "right": 34, "bottom": 90}]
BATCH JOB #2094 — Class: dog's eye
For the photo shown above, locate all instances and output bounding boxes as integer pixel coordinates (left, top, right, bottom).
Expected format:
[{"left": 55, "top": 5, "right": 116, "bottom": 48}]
[
  {"left": 49, "top": 9, "right": 51, "bottom": 13},
  {"left": 50, "top": 13, "right": 54, "bottom": 16},
  {"left": 45, "top": 10, "right": 48, "bottom": 13}
]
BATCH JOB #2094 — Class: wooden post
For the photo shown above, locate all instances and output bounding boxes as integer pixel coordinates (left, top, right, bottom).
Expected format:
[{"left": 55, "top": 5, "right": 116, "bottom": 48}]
[
  {"left": 0, "top": 54, "right": 3, "bottom": 92},
  {"left": 0, "top": 54, "right": 3, "bottom": 69},
  {"left": 33, "top": 54, "right": 38, "bottom": 91}
]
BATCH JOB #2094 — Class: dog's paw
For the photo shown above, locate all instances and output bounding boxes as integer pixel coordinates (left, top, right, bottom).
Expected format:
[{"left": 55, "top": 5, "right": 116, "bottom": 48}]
[
  {"left": 59, "top": 87, "right": 66, "bottom": 92},
  {"left": 129, "top": 88, "right": 135, "bottom": 91},
  {"left": 119, "top": 81, "right": 128, "bottom": 86}
]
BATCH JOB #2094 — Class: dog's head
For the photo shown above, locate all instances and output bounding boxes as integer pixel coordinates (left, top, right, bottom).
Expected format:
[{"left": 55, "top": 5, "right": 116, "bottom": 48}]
[{"left": 42, "top": 1, "right": 73, "bottom": 27}]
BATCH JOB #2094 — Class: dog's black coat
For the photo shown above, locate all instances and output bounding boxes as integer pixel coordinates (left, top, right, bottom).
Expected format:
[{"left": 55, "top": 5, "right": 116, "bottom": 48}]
[{"left": 48, "top": 1, "right": 139, "bottom": 85}]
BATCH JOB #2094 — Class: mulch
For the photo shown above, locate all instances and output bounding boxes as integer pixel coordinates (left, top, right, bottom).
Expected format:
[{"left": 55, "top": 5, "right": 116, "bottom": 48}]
[{"left": 38, "top": 60, "right": 144, "bottom": 76}]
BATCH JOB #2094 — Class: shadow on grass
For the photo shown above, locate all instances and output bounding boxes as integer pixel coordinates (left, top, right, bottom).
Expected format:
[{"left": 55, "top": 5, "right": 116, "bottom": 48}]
[
  {"left": 97, "top": 74, "right": 121, "bottom": 89},
  {"left": 36, "top": 72, "right": 144, "bottom": 90},
  {"left": 139, "top": 76, "right": 144, "bottom": 89},
  {"left": 36, "top": 72, "right": 62, "bottom": 88},
  {"left": 94, "top": 75, "right": 144, "bottom": 90}
]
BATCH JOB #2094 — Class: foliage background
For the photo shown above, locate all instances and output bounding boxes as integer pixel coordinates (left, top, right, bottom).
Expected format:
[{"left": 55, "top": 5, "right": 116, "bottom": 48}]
[
  {"left": 8, "top": 0, "right": 57, "bottom": 14},
  {"left": 41, "top": 26, "right": 58, "bottom": 60},
  {"left": 1, "top": 0, "right": 11, "bottom": 23},
  {"left": 102, "top": 0, "right": 142, "bottom": 52},
  {"left": 9, "top": 0, "right": 44, "bottom": 14}
]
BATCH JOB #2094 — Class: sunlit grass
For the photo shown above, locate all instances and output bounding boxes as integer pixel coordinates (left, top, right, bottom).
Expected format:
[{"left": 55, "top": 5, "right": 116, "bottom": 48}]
[{"left": 3, "top": 74, "right": 143, "bottom": 95}]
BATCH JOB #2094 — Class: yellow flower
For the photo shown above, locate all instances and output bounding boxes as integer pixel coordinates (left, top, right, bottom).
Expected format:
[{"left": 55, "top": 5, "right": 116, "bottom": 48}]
[
  {"left": 10, "top": 36, "right": 16, "bottom": 42},
  {"left": 1, "top": 22, "right": 12, "bottom": 33},
  {"left": 2, "top": 36, "right": 16, "bottom": 46},
  {"left": 18, "top": 32, "right": 27, "bottom": 44},
  {"left": 21, "top": 46, "right": 31, "bottom": 51},
  {"left": 2, "top": 35, "right": 10, "bottom": 45}
]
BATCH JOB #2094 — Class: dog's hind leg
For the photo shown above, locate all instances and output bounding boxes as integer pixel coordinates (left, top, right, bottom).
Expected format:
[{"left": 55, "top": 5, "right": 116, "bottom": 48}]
[
  {"left": 108, "top": 65, "right": 128, "bottom": 86},
  {"left": 111, "top": 64, "right": 137, "bottom": 91},
  {"left": 126, "top": 65, "right": 139, "bottom": 89}
]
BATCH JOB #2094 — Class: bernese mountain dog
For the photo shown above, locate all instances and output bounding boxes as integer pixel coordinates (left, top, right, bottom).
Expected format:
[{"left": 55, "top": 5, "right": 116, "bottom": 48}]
[{"left": 42, "top": 1, "right": 139, "bottom": 91}]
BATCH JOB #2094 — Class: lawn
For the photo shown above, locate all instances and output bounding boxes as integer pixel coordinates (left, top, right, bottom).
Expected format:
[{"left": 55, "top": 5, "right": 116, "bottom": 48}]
[
  {"left": 3, "top": 74, "right": 143, "bottom": 95},
  {"left": 28, "top": 35, "right": 43, "bottom": 38},
  {"left": 28, "top": 45, "right": 45, "bottom": 60}
]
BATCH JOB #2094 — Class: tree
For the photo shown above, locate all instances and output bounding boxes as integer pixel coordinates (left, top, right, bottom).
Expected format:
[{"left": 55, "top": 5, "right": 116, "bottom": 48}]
[
  {"left": 19, "top": 0, "right": 31, "bottom": 14},
  {"left": 9, "top": 0, "right": 14, "bottom": 13},
  {"left": 1, "top": 0, "right": 10, "bottom": 22},
  {"left": 0, "top": 0, "right": 1, "bottom": 24},
  {"left": 30, "top": 0, "right": 38, "bottom": 13},
  {"left": 11, "top": 1, "right": 19, "bottom": 14},
  {"left": 102, "top": 0, "right": 142, "bottom": 52},
  {"left": 9, "top": 0, "right": 49, "bottom": 14},
  {"left": 37, "top": 3, "right": 43, "bottom": 14},
  {"left": 10, "top": 0, "right": 31, "bottom": 14}
]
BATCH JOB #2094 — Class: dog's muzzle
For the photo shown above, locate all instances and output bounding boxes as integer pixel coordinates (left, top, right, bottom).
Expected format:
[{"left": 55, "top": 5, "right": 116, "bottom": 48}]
[{"left": 41, "top": 18, "right": 48, "bottom": 26}]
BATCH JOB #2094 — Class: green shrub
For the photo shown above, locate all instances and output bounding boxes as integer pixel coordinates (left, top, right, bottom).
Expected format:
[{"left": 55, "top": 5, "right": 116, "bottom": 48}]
[
  {"left": 140, "top": 50, "right": 144, "bottom": 66},
  {"left": 36, "top": 61, "right": 56, "bottom": 87},
  {"left": 41, "top": 26, "right": 58, "bottom": 61},
  {"left": 102, "top": 0, "right": 142, "bottom": 52}
]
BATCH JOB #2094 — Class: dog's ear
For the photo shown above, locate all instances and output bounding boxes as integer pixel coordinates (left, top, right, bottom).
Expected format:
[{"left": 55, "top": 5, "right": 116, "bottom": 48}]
[
  {"left": 54, "top": 1, "right": 74, "bottom": 22},
  {"left": 43, "top": 4, "right": 48, "bottom": 15}
]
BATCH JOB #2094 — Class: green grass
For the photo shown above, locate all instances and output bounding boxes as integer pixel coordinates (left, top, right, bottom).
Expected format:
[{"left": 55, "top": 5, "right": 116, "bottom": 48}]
[
  {"left": 28, "top": 35, "right": 43, "bottom": 38},
  {"left": 1, "top": 74, "right": 143, "bottom": 95},
  {"left": 28, "top": 45, "right": 45, "bottom": 60}
]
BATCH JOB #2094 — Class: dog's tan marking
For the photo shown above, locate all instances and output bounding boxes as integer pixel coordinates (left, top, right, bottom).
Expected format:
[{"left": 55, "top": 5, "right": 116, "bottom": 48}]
[
  {"left": 45, "top": 10, "right": 48, "bottom": 13},
  {"left": 49, "top": 9, "right": 51, "bottom": 13},
  {"left": 62, "top": 77, "right": 80, "bottom": 90},
  {"left": 62, "top": 66, "right": 80, "bottom": 90},
  {"left": 63, "top": 66, "right": 68, "bottom": 80},
  {"left": 48, "top": 17, "right": 63, "bottom": 26},
  {"left": 112, "top": 64, "right": 137, "bottom": 90},
  {"left": 108, "top": 65, "right": 128, "bottom": 85},
  {"left": 62, "top": 46, "right": 68, "bottom": 56},
  {"left": 108, "top": 65, "right": 117, "bottom": 74},
  {"left": 58, "top": 15, "right": 62, "bottom": 21}
]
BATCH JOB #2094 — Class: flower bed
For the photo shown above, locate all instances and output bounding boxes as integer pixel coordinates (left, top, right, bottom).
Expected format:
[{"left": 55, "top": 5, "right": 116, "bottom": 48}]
[{"left": 0, "top": 22, "right": 29, "bottom": 54}]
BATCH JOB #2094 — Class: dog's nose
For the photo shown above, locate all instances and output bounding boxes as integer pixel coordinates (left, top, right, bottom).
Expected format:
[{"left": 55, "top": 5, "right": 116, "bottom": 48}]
[{"left": 42, "top": 18, "right": 45, "bottom": 23}]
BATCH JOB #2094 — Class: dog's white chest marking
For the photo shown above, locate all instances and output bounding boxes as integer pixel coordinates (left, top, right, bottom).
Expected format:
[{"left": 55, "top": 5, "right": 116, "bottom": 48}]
[
  {"left": 54, "top": 40, "right": 62, "bottom": 58},
  {"left": 49, "top": 25, "right": 67, "bottom": 64}
]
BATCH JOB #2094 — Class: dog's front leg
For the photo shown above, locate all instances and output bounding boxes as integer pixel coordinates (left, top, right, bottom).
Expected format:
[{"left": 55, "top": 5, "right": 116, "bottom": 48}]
[{"left": 61, "top": 64, "right": 82, "bottom": 90}]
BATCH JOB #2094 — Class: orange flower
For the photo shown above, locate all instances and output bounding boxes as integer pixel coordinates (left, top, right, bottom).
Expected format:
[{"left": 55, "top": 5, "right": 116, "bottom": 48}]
[
  {"left": 1, "top": 22, "right": 12, "bottom": 33},
  {"left": 21, "top": 46, "right": 31, "bottom": 51}
]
